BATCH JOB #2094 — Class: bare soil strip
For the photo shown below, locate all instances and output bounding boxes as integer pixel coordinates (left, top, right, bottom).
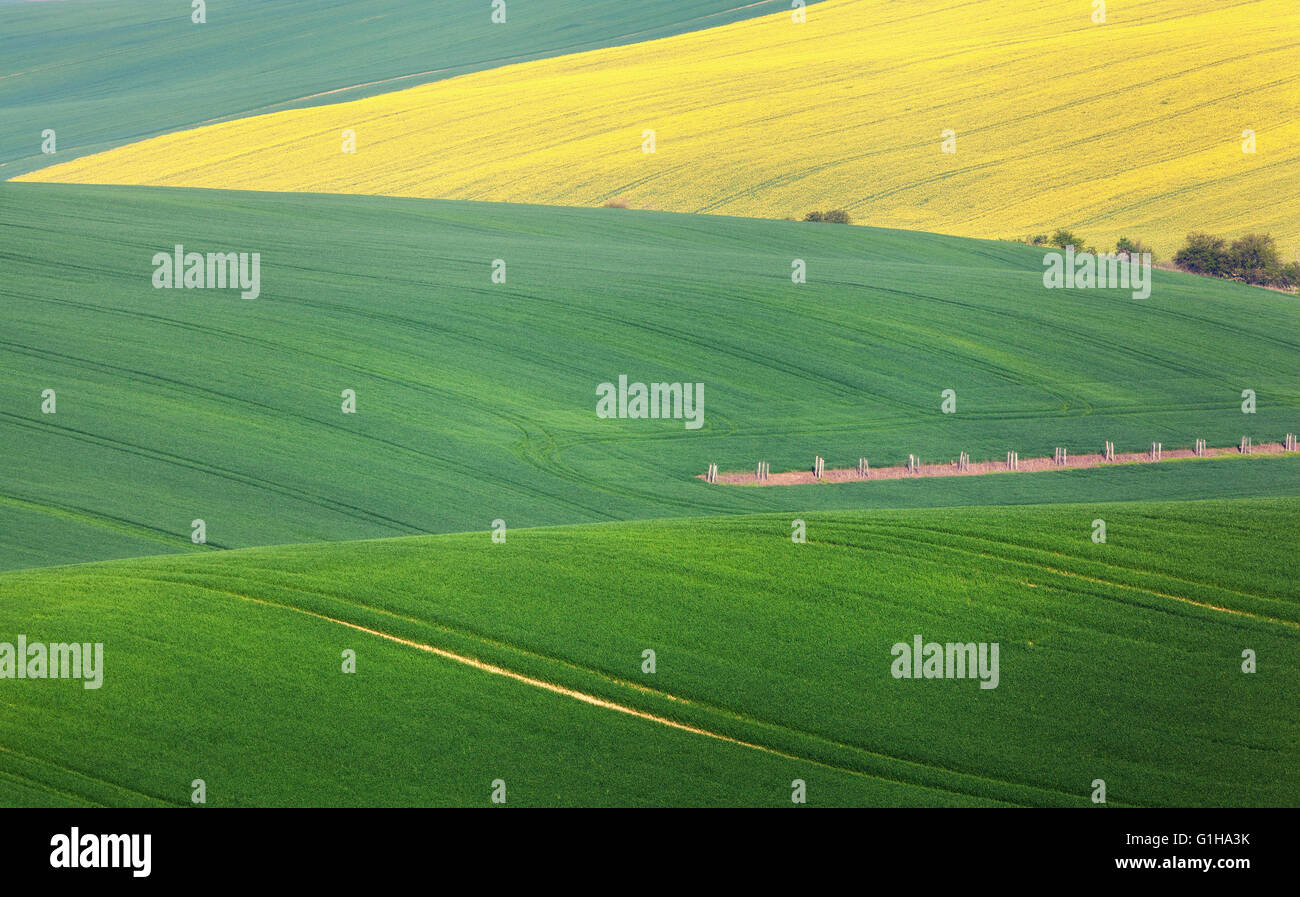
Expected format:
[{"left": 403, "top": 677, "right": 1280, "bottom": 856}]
[
  {"left": 703, "top": 442, "right": 1292, "bottom": 486},
  {"left": 191, "top": 586, "right": 858, "bottom": 772}
]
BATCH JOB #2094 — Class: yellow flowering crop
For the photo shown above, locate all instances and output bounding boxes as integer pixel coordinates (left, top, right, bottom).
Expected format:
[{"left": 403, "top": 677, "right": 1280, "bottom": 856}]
[{"left": 17, "top": 0, "right": 1299, "bottom": 257}]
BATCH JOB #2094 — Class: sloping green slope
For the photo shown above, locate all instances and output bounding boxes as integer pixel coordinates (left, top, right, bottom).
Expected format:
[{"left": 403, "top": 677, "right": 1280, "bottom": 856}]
[
  {"left": 0, "top": 0, "right": 815, "bottom": 177},
  {"left": 2, "top": 183, "right": 1299, "bottom": 569},
  {"left": 1, "top": 500, "right": 1295, "bottom": 807}
]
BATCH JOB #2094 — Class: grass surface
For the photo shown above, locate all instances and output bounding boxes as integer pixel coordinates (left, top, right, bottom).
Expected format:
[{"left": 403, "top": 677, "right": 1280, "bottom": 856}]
[
  {"left": 0, "top": 500, "right": 1294, "bottom": 806},
  {"left": 20, "top": 0, "right": 1300, "bottom": 256},
  {"left": 2, "top": 182, "right": 1298, "bottom": 570}
]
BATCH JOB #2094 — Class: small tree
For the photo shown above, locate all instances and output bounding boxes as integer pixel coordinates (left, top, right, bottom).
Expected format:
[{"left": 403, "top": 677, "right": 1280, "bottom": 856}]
[
  {"left": 1227, "top": 233, "right": 1280, "bottom": 283},
  {"left": 1115, "top": 236, "right": 1156, "bottom": 261},
  {"left": 1174, "top": 232, "right": 1229, "bottom": 276},
  {"left": 804, "top": 209, "right": 850, "bottom": 224},
  {"left": 1282, "top": 261, "right": 1300, "bottom": 289},
  {"left": 1050, "top": 228, "right": 1082, "bottom": 250}
]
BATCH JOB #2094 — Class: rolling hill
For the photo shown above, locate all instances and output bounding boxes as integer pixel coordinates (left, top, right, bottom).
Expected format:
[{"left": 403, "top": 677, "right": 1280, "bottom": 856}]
[
  {"left": 2, "top": 182, "right": 1298, "bottom": 571},
  {"left": 18, "top": 0, "right": 1300, "bottom": 257},
  {"left": 4, "top": 0, "right": 1296, "bottom": 816},
  {"left": 0, "top": 0, "right": 814, "bottom": 177},
  {"left": 1, "top": 500, "right": 1296, "bottom": 807}
]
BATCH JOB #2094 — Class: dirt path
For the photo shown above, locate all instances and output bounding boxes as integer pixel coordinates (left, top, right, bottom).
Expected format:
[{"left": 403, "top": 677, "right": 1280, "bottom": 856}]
[{"left": 703, "top": 442, "right": 1293, "bottom": 486}]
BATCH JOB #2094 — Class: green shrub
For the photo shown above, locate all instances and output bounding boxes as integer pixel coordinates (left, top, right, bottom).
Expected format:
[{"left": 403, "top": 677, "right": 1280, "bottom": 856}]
[
  {"left": 1282, "top": 262, "right": 1300, "bottom": 289},
  {"left": 1174, "top": 232, "right": 1230, "bottom": 276},
  {"left": 804, "top": 209, "right": 850, "bottom": 224},
  {"left": 1050, "top": 228, "right": 1081, "bottom": 250},
  {"left": 1227, "top": 233, "right": 1280, "bottom": 282},
  {"left": 1115, "top": 236, "right": 1157, "bottom": 262}
]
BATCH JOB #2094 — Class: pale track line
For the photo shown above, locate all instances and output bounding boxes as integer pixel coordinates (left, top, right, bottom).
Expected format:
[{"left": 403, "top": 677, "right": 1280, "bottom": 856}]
[
  {"left": 136, "top": 577, "right": 1061, "bottom": 805},
  {"left": 227, "top": 591, "right": 820, "bottom": 760}
]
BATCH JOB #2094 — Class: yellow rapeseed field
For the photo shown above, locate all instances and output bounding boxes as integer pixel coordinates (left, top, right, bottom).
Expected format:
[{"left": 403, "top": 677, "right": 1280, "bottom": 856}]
[{"left": 17, "top": 0, "right": 1300, "bottom": 257}]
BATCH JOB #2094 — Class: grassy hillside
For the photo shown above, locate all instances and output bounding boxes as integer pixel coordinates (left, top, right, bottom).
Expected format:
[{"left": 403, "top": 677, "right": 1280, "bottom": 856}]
[
  {"left": 20, "top": 0, "right": 1300, "bottom": 257},
  {"left": 0, "top": 0, "right": 812, "bottom": 177},
  {"left": 0, "top": 500, "right": 1295, "bottom": 807},
  {"left": 2, "top": 183, "right": 1298, "bottom": 570}
]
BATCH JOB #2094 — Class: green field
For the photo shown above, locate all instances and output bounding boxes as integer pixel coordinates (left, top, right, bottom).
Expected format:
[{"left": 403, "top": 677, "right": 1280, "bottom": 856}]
[
  {"left": 2, "top": 181, "right": 1297, "bottom": 807},
  {"left": 2, "top": 183, "right": 1298, "bottom": 571},
  {"left": 0, "top": 0, "right": 813, "bottom": 177},
  {"left": 1, "top": 499, "right": 1294, "bottom": 807}
]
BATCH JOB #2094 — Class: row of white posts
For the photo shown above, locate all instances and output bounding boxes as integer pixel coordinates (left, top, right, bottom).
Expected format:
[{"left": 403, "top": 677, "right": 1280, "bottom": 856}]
[{"left": 710, "top": 434, "right": 1297, "bottom": 483}]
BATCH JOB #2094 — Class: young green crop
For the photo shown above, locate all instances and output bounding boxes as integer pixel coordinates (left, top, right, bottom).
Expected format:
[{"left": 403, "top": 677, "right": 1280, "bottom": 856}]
[
  {"left": 0, "top": 499, "right": 1294, "bottom": 806},
  {"left": 2, "top": 184, "right": 1298, "bottom": 570}
]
